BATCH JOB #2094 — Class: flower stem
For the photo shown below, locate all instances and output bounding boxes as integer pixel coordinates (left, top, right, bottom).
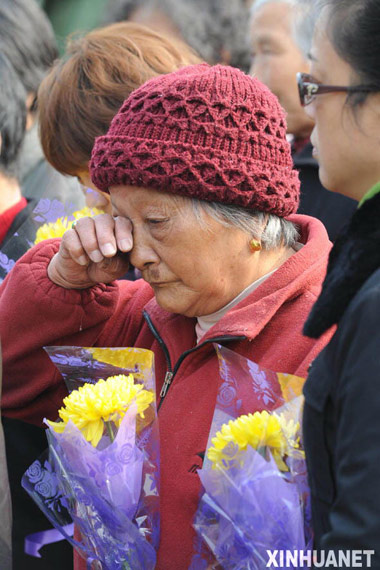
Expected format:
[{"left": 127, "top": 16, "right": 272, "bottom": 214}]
[
  {"left": 257, "top": 446, "right": 267, "bottom": 460},
  {"left": 105, "top": 421, "right": 115, "bottom": 442}
]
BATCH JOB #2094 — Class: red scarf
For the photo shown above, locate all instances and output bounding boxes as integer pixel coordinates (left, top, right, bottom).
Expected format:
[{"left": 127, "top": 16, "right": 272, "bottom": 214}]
[{"left": 0, "top": 197, "right": 27, "bottom": 246}]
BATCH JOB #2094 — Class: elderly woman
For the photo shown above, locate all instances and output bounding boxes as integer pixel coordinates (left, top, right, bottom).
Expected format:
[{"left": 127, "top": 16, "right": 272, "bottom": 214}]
[
  {"left": 1, "top": 24, "right": 200, "bottom": 570},
  {"left": 0, "top": 64, "right": 332, "bottom": 569}
]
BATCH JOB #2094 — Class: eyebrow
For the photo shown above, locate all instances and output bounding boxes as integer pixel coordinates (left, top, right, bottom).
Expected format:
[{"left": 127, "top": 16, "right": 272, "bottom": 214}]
[{"left": 252, "top": 32, "right": 276, "bottom": 45}]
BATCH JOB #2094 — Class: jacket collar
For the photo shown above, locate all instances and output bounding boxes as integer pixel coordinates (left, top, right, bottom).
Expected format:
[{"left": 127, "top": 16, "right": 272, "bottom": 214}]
[
  {"left": 144, "top": 214, "right": 331, "bottom": 343},
  {"left": 304, "top": 191, "right": 380, "bottom": 338},
  {"left": 358, "top": 180, "right": 380, "bottom": 207}
]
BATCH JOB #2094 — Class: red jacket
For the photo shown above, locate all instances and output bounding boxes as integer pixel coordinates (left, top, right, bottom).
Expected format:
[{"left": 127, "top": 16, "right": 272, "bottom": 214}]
[{"left": 1, "top": 214, "right": 332, "bottom": 570}]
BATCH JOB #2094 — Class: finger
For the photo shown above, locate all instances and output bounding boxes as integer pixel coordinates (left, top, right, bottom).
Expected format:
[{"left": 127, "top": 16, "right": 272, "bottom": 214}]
[
  {"left": 73, "top": 215, "right": 115, "bottom": 262},
  {"left": 93, "top": 214, "right": 118, "bottom": 258},
  {"left": 60, "top": 228, "right": 90, "bottom": 266},
  {"left": 114, "top": 216, "right": 133, "bottom": 252}
]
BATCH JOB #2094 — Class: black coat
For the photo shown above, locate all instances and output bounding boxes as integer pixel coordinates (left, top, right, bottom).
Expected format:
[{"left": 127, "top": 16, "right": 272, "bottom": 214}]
[
  {"left": 0, "top": 198, "right": 39, "bottom": 282},
  {"left": 294, "top": 142, "right": 357, "bottom": 241},
  {"left": 303, "top": 192, "right": 380, "bottom": 568},
  {"left": 2, "top": 417, "right": 74, "bottom": 570}
]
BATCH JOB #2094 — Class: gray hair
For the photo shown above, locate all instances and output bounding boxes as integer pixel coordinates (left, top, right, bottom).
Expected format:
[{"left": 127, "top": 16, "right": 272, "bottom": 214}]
[
  {"left": 250, "top": 0, "right": 317, "bottom": 58},
  {"left": 103, "top": 0, "right": 251, "bottom": 71},
  {"left": 191, "top": 200, "right": 299, "bottom": 250}
]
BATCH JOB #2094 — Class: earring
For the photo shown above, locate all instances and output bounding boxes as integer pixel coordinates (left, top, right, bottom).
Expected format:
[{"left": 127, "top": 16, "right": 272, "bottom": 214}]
[{"left": 249, "top": 239, "right": 262, "bottom": 252}]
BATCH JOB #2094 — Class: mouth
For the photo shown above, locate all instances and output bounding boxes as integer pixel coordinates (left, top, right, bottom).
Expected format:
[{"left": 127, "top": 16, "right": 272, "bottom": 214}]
[
  {"left": 146, "top": 281, "right": 169, "bottom": 287},
  {"left": 310, "top": 137, "right": 318, "bottom": 159}
]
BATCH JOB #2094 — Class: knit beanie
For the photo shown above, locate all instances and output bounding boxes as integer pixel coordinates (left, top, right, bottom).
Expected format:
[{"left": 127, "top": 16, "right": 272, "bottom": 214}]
[{"left": 90, "top": 64, "right": 300, "bottom": 217}]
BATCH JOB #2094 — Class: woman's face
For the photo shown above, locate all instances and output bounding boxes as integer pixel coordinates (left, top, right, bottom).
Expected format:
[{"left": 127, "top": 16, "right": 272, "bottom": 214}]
[
  {"left": 249, "top": 1, "right": 314, "bottom": 138},
  {"left": 305, "top": 13, "right": 380, "bottom": 200},
  {"left": 77, "top": 170, "right": 112, "bottom": 214},
  {"left": 109, "top": 185, "right": 258, "bottom": 318}
]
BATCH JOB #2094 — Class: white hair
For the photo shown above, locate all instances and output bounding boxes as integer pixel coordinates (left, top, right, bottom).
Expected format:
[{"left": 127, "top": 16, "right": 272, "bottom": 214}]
[
  {"left": 250, "top": 0, "right": 317, "bottom": 58},
  {"left": 191, "top": 199, "right": 299, "bottom": 251},
  {"left": 104, "top": 0, "right": 251, "bottom": 71}
]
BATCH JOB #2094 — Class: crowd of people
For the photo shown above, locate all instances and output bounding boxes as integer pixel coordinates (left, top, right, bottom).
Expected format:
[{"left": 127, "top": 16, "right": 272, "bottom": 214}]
[{"left": 1, "top": 0, "right": 380, "bottom": 569}]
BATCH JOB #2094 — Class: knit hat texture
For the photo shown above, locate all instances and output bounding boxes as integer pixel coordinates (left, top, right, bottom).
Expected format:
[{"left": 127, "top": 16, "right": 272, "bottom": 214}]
[{"left": 90, "top": 63, "right": 300, "bottom": 216}]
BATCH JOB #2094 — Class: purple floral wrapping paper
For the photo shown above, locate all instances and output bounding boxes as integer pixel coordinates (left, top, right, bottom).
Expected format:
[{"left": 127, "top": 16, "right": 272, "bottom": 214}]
[
  {"left": 22, "top": 347, "right": 159, "bottom": 570},
  {"left": 190, "top": 345, "right": 312, "bottom": 570}
]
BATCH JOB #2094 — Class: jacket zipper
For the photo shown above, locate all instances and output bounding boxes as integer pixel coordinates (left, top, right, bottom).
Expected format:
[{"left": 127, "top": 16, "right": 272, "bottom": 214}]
[
  {"left": 160, "top": 371, "right": 174, "bottom": 399},
  {"left": 143, "top": 310, "right": 246, "bottom": 411}
]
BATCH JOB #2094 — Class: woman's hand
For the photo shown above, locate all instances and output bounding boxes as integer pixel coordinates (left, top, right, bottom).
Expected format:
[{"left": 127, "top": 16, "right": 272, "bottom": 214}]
[{"left": 47, "top": 214, "right": 133, "bottom": 289}]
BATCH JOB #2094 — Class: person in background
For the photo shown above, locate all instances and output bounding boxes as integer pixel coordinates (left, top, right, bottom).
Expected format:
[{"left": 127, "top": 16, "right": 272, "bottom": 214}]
[
  {"left": 0, "top": 53, "right": 30, "bottom": 249},
  {"left": 0, "top": 51, "right": 74, "bottom": 570},
  {"left": 249, "top": 0, "right": 357, "bottom": 241},
  {"left": 0, "top": 0, "right": 84, "bottom": 209},
  {"left": 299, "top": 0, "right": 380, "bottom": 566},
  {"left": 1, "top": 63, "right": 333, "bottom": 570},
  {"left": 38, "top": 21, "right": 201, "bottom": 214},
  {"left": 103, "top": 0, "right": 251, "bottom": 71},
  {"left": 0, "top": 341, "right": 11, "bottom": 570}
]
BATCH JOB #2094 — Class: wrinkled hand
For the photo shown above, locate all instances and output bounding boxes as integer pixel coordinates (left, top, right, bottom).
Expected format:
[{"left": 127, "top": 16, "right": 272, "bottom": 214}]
[{"left": 48, "top": 214, "right": 132, "bottom": 289}]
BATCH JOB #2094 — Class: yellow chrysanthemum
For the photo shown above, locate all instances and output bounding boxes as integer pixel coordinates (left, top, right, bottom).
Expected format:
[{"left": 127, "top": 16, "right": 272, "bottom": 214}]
[
  {"left": 89, "top": 348, "right": 154, "bottom": 380},
  {"left": 207, "top": 410, "right": 302, "bottom": 471},
  {"left": 34, "top": 206, "right": 103, "bottom": 244},
  {"left": 48, "top": 374, "right": 154, "bottom": 447}
]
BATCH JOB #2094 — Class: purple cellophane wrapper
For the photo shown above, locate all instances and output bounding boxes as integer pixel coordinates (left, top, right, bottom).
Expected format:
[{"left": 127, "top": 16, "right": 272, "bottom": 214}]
[
  {"left": 190, "top": 345, "right": 311, "bottom": 570},
  {"left": 0, "top": 197, "right": 83, "bottom": 282},
  {"left": 194, "top": 448, "right": 307, "bottom": 569},
  {"left": 22, "top": 347, "right": 159, "bottom": 570}
]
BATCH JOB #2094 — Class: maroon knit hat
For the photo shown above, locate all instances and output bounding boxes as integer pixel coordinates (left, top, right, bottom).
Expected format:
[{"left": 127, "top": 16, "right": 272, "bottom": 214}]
[{"left": 90, "top": 64, "right": 300, "bottom": 216}]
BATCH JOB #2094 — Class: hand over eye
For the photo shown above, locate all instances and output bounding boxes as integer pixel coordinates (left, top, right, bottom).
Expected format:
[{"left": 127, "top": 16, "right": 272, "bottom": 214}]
[{"left": 47, "top": 214, "right": 133, "bottom": 289}]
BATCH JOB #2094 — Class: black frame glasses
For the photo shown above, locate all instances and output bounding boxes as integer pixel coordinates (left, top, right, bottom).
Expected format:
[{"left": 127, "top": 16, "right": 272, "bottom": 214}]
[{"left": 296, "top": 72, "right": 378, "bottom": 106}]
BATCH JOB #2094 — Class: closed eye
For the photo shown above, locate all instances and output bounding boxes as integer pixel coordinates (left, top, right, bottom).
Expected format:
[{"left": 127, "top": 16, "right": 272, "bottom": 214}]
[{"left": 146, "top": 218, "right": 169, "bottom": 225}]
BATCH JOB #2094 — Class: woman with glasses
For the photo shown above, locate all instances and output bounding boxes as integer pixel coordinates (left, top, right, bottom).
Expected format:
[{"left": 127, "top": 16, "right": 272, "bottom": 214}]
[{"left": 299, "top": 0, "right": 380, "bottom": 565}]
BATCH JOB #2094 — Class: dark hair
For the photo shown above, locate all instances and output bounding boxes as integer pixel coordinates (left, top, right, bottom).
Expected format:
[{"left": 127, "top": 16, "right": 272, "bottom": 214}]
[
  {"left": 0, "top": 0, "right": 58, "bottom": 97},
  {"left": 103, "top": 0, "right": 251, "bottom": 71},
  {"left": 38, "top": 22, "right": 201, "bottom": 176},
  {"left": 318, "top": 0, "right": 380, "bottom": 105},
  {"left": 0, "top": 53, "right": 27, "bottom": 179}
]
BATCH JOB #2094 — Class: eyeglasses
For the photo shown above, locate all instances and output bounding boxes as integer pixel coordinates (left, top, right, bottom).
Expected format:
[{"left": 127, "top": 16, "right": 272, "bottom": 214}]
[{"left": 296, "top": 72, "right": 378, "bottom": 106}]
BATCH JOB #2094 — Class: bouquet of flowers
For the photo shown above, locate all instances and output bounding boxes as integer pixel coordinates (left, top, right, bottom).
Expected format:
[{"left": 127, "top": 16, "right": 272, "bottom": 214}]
[
  {"left": 22, "top": 347, "right": 159, "bottom": 570},
  {"left": 191, "top": 345, "right": 311, "bottom": 570}
]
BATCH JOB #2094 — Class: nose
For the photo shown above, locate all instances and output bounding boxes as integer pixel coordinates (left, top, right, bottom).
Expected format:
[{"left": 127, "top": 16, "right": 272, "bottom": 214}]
[
  {"left": 129, "top": 230, "right": 159, "bottom": 271},
  {"left": 249, "top": 59, "right": 265, "bottom": 84}
]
